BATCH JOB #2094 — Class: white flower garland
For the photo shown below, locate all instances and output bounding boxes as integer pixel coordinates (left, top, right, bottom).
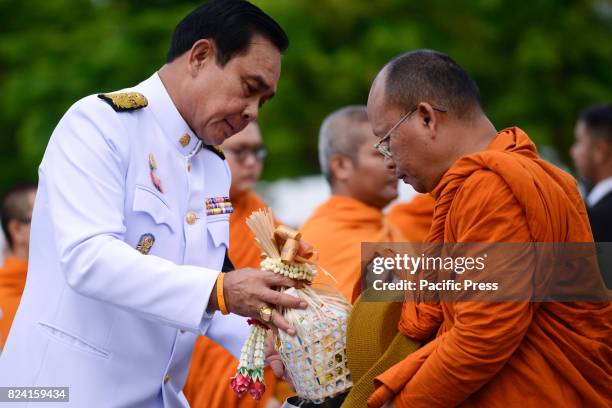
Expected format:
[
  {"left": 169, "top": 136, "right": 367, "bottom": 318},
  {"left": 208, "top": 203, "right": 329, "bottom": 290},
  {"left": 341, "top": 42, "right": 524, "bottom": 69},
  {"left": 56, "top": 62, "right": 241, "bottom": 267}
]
[
  {"left": 260, "top": 257, "right": 317, "bottom": 281},
  {"left": 238, "top": 324, "right": 267, "bottom": 370}
]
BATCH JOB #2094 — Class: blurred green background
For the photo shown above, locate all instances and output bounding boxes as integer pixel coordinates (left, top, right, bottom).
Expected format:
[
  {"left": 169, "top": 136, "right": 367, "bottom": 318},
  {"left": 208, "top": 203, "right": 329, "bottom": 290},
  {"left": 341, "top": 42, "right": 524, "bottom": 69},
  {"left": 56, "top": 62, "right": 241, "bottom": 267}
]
[{"left": 1, "top": 0, "right": 611, "bottom": 191}]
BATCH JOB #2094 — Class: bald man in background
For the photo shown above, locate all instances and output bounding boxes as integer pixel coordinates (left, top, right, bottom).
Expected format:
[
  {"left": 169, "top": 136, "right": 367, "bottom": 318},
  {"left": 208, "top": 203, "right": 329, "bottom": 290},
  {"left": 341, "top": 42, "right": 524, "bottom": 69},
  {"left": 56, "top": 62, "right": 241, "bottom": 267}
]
[
  {"left": 300, "top": 106, "right": 404, "bottom": 301},
  {"left": 184, "top": 122, "right": 282, "bottom": 408}
]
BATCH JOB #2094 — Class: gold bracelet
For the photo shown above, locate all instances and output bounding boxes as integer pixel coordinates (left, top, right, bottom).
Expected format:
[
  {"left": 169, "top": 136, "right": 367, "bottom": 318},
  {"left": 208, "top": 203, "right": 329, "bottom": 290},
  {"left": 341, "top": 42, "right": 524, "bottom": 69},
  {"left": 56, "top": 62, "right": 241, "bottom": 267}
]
[{"left": 216, "top": 273, "right": 229, "bottom": 315}]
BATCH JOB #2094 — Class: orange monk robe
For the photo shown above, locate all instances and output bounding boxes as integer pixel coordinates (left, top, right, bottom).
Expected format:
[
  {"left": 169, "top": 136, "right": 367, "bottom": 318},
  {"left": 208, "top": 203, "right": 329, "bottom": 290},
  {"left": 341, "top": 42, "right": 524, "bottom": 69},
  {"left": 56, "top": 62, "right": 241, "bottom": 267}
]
[
  {"left": 369, "top": 127, "right": 612, "bottom": 407},
  {"left": 300, "top": 195, "right": 405, "bottom": 302},
  {"left": 184, "top": 191, "right": 277, "bottom": 408},
  {"left": 387, "top": 194, "right": 435, "bottom": 242},
  {"left": 0, "top": 257, "right": 27, "bottom": 349}
]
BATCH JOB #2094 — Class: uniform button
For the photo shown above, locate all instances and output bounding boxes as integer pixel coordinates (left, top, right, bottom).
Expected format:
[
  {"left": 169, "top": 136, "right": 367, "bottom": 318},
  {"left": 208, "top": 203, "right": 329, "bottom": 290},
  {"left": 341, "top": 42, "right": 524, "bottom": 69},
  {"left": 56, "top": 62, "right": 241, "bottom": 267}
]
[
  {"left": 164, "top": 374, "right": 170, "bottom": 384},
  {"left": 180, "top": 329, "right": 185, "bottom": 334},
  {"left": 179, "top": 133, "right": 191, "bottom": 147},
  {"left": 186, "top": 212, "right": 197, "bottom": 225},
  {"left": 187, "top": 163, "right": 192, "bottom": 172}
]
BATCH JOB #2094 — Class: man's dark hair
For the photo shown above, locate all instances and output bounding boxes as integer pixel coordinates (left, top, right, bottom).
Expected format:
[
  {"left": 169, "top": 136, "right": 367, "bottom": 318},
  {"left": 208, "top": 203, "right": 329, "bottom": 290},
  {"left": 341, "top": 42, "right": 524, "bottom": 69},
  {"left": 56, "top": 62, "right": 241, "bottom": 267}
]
[
  {"left": 166, "top": 0, "right": 289, "bottom": 65},
  {"left": 1, "top": 183, "right": 36, "bottom": 250},
  {"left": 579, "top": 104, "right": 612, "bottom": 142},
  {"left": 384, "top": 49, "right": 482, "bottom": 121}
]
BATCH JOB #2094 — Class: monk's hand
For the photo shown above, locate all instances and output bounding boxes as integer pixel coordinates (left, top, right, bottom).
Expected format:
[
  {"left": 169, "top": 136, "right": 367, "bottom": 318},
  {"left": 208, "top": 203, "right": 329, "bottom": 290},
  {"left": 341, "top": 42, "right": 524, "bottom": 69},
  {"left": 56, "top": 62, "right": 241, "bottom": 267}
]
[
  {"left": 222, "top": 268, "right": 307, "bottom": 335},
  {"left": 264, "top": 332, "right": 295, "bottom": 390}
]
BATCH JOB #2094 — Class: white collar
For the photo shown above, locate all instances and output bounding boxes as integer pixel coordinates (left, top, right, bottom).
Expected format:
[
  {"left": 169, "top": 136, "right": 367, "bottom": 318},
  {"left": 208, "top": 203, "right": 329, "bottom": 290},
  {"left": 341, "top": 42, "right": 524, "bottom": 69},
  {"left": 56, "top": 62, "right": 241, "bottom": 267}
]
[
  {"left": 136, "top": 72, "right": 201, "bottom": 156},
  {"left": 587, "top": 176, "right": 612, "bottom": 207}
]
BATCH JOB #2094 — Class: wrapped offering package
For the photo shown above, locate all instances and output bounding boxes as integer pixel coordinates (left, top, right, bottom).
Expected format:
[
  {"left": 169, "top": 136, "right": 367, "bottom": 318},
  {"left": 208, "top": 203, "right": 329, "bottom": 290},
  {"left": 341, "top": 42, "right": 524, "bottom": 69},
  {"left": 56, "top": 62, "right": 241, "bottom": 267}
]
[
  {"left": 231, "top": 209, "right": 352, "bottom": 404},
  {"left": 277, "top": 286, "right": 352, "bottom": 403}
]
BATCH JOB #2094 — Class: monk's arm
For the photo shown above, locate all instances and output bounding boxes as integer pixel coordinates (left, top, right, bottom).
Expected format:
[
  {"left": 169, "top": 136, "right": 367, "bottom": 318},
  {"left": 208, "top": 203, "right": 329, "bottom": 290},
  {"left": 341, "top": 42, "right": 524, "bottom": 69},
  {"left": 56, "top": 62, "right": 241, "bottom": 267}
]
[
  {"left": 398, "top": 301, "right": 443, "bottom": 340},
  {"left": 396, "top": 171, "right": 535, "bottom": 407}
]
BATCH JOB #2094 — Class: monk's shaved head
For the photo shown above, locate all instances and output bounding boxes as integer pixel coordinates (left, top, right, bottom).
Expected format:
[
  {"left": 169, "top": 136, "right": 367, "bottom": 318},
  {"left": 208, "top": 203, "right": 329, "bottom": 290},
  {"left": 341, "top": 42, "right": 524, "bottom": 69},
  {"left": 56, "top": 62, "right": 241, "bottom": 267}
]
[
  {"left": 367, "top": 49, "right": 497, "bottom": 193},
  {"left": 318, "top": 105, "right": 369, "bottom": 182},
  {"left": 383, "top": 49, "right": 482, "bottom": 121},
  {"left": 318, "top": 105, "right": 398, "bottom": 207},
  {"left": 1, "top": 182, "right": 36, "bottom": 251}
]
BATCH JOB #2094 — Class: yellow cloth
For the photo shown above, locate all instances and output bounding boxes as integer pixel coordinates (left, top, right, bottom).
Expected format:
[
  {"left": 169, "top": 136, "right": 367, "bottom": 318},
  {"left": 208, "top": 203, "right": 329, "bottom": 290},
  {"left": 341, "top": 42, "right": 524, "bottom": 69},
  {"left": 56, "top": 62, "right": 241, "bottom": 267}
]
[
  {"left": 184, "top": 191, "right": 278, "bottom": 408},
  {"left": 0, "top": 257, "right": 27, "bottom": 349},
  {"left": 369, "top": 127, "right": 612, "bottom": 408},
  {"left": 300, "top": 195, "right": 405, "bottom": 302}
]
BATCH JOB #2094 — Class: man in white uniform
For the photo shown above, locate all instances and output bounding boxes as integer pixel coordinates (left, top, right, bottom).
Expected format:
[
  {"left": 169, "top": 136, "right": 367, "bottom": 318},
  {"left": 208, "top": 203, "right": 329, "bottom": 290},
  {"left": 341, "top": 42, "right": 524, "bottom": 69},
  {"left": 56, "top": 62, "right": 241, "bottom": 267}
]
[{"left": 0, "top": 1, "right": 304, "bottom": 406}]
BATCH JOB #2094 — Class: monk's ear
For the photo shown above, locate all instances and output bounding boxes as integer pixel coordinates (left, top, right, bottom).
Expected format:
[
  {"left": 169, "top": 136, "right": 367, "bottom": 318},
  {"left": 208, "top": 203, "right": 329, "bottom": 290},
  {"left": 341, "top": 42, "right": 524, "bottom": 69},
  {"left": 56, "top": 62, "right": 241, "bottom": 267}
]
[
  {"left": 187, "top": 39, "right": 215, "bottom": 76},
  {"left": 417, "top": 102, "right": 437, "bottom": 131},
  {"left": 7, "top": 219, "right": 28, "bottom": 247},
  {"left": 329, "top": 154, "right": 353, "bottom": 183}
]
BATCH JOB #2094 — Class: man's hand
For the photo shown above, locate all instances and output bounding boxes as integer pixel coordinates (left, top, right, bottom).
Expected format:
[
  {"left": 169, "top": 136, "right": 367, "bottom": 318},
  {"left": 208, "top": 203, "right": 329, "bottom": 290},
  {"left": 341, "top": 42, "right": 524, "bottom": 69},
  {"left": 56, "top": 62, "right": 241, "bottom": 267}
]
[{"left": 218, "top": 268, "right": 307, "bottom": 335}]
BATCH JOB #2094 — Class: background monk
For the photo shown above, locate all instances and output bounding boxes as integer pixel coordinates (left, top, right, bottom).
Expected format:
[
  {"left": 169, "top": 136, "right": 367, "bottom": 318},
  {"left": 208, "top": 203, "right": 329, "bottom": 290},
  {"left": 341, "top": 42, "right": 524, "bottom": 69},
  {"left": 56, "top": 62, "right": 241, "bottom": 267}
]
[
  {"left": 0, "top": 183, "right": 36, "bottom": 349},
  {"left": 366, "top": 50, "right": 611, "bottom": 407},
  {"left": 184, "top": 123, "right": 281, "bottom": 408},
  {"left": 300, "top": 105, "right": 404, "bottom": 302},
  {"left": 387, "top": 194, "right": 435, "bottom": 242}
]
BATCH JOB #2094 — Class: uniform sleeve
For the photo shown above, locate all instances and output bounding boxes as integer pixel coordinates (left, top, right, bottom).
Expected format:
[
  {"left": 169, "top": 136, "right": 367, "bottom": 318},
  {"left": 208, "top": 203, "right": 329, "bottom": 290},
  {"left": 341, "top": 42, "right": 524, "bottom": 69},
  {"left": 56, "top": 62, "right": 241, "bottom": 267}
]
[
  {"left": 206, "top": 312, "right": 250, "bottom": 359},
  {"left": 40, "top": 96, "right": 217, "bottom": 334},
  {"left": 395, "top": 171, "right": 535, "bottom": 407}
]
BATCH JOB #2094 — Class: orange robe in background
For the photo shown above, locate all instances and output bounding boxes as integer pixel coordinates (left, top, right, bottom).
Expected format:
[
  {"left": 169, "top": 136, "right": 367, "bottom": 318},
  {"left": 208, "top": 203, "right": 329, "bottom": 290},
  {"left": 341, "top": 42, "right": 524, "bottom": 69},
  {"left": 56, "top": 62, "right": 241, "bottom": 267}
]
[
  {"left": 369, "top": 127, "right": 612, "bottom": 407},
  {"left": 0, "top": 257, "right": 27, "bottom": 349},
  {"left": 184, "top": 191, "right": 277, "bottom": 408},
  {"left": 300, "top": 195, "right": 405, "bottom": 302},
  {"left": 387, "top": 194, "right": 435, "bottom": 242}
]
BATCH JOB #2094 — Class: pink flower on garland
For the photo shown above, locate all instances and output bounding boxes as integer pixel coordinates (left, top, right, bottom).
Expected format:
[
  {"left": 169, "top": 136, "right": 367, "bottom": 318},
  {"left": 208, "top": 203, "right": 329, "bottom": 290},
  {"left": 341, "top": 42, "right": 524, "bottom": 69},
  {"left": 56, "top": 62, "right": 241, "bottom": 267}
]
[
  {"left": 249, "top": 378, "right": 266, "bottom": 400},
  {"left": 230, "top": 371, "right": 251, "bottom": 397}
]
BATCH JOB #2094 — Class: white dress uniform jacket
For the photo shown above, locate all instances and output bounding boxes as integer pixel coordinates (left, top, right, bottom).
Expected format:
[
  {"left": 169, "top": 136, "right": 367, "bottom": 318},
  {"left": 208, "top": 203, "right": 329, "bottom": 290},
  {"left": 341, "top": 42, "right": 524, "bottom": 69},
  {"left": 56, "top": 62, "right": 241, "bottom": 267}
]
[{"left": 0, "top": 73, "right": 250, "bottom": 407}]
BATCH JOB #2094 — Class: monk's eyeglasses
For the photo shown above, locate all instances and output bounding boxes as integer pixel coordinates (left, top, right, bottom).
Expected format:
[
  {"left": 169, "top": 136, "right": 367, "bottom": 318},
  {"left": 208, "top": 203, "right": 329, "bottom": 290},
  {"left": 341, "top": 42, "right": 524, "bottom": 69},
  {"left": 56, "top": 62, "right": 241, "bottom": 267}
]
[
  {"left": 373, "top": 105, "right": 447, "bottom": 159},
  {"left": 224, "top": 145, "right": 268, "bottom": 163}
]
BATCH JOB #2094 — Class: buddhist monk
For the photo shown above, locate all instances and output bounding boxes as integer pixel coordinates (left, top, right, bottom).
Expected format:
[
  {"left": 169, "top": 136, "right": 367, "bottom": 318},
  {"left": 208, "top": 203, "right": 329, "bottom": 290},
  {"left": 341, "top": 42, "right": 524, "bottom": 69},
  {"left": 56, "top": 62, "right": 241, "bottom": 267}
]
[
  {"left": 300, "top": 106, "right": 404, "bottom": 302},
  {"left": 365, "top": 50, "right": 611, "bottom": 407},
  {"left": 387, "top": 194, "right": 435, "bottom": 242},
  {"left": 0, "top": 183, "right": 36, "bottom": 349},
  {"left": 184, "top": 122, "right": 281, "bottom": 408}
]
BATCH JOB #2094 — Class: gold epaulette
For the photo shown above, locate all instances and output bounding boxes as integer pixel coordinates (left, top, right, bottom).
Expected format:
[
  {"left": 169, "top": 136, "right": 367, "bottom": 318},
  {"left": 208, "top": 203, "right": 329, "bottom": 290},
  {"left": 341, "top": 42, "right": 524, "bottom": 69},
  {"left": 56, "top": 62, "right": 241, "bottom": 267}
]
[
  {"left": 97, "top": 92, "right": 148, "bottom": 112},
  {"left": 204, "top": 144, "right": 225, "bottom": 160}
]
